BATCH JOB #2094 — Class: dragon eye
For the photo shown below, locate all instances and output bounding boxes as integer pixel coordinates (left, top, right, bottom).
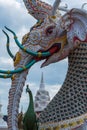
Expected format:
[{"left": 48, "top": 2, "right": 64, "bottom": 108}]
[{"left": 46, "top": 26, "right": 55, "bottom": 36}]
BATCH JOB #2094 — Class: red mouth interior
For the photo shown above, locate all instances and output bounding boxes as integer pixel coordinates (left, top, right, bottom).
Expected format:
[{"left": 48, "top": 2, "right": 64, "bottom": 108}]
[{"left": 35, "top": 43, "right": 61, "bottom": 61}]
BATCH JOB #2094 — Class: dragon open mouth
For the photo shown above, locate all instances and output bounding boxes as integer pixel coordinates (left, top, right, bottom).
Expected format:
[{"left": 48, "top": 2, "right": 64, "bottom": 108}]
[
  {"left": 34, "top": 42, "right": 61, "bottom": 66},
  {"left": 33, "top": 34, "right": 67, "bottom": 67}
]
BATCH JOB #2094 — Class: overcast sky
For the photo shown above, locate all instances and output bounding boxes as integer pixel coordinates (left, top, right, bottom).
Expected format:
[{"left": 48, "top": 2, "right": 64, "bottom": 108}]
[{"left": 0, "top": 0, "right": 87, "bottom": 114}]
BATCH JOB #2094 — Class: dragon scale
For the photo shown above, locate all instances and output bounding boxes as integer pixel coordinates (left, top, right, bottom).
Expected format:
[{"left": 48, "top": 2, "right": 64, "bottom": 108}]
[{"left": 39, "top": 42, "right": 87, "bottom": 129}]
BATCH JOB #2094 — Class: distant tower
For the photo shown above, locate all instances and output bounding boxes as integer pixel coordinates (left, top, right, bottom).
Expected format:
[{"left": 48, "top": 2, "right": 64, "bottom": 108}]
[
  {"left": 34, "top": 72, "right": 50, "bottom": 117},
  {"left": 0, "top": 98, "right": 7, "bottom": 129}
]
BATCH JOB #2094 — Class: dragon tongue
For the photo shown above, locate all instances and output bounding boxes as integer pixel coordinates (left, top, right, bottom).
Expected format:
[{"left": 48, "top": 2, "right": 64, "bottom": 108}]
[
  {"left": 49, "top": 46, "right": 59, "bottom": 54},
  {"left": 41, "top": 46, "right": 59, "bottom": 68},
  {"left": 34, "top": 44, "right": 60, "bottom": 67}
]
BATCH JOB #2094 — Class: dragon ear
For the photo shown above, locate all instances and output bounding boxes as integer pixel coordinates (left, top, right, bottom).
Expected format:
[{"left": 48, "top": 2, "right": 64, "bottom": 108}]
[
  {"left": 23, "top": 0, "right": 52, "bottom": 20},
  {"left": 61, "top": 9, "right": 87, "bottom": 45}
]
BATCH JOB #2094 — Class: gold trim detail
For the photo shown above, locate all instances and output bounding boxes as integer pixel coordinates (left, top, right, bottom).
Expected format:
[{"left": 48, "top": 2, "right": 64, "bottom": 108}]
[
  {"left": 4, "top": 75, "right": 7, "bottom": 78},
  {"left": 7, "top": 70, "right": 10, "bottom": 74},
  {"left": 38, "top": 52, "right": 42, "bottom": 57},
  {"left": 23, "top": 47, "right": 27, "bottom": 52},
  {"left": 22, "top": 33, "right": 29, "bottom": 45},
  {"left": 14, "top": 36, "right": 17, "bottom": 39},
  {"left": 14, "top": 52, "right": 21, "bottom": 66},
  {"left": 11, "top": 75, "right": 16, "bottom": 81},
  {"left": 40, "top": 113, "right": 87, "bottom": 130},
  {"left": 22, "top": 66, "right": 27, "bottom": 70}
]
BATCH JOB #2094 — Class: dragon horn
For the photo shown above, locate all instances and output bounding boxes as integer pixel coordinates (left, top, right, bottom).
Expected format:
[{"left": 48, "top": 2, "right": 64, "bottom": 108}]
[
  {"left": 2, "top": 30, "right": 14, "bottom": 59},
  {"left": 81, "top": 3, "right": 87, "bottom": 10},
  {"left": 52, "top": 0, "right": 69, "bottom": 16},
  {"left": 5, "top": 27, "right": 51, "bottom": 57},
  {"left": 52, "top": 0, "right": 61, "bottom": 16},
  {"left": 58, "top": 4, "right": 69, "bottom": 12},
  {"left": 23, "top": 0, "right": 52, "bottom": 20}
]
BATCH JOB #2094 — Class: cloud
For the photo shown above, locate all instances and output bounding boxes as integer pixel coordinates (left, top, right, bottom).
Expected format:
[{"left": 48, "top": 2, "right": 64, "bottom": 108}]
[
  {"left": 0, "top": 0, "right": 36, "bottom": 31},
  {"left": 46, "top": 84, "right": 61, "bottom": 99},
  {"left": 0, "top": 57, "right": 13, "bottom": 66}
]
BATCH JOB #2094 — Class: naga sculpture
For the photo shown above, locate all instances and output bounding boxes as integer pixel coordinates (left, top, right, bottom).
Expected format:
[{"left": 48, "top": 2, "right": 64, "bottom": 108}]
[
  {"left": 23, "top": 85, "right": 38, "bottom": 130},
  {"left": 0, "top": 0, "right": 87, "bottom": 130}
]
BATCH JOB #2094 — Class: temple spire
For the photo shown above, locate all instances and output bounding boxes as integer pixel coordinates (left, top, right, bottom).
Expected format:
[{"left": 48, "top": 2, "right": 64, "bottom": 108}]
[
  {"left": 34, "top": 72, "right": 50, "bottom": 116},
  {"left": 39, "top": 72, "right": 45, "bottom": 90}
]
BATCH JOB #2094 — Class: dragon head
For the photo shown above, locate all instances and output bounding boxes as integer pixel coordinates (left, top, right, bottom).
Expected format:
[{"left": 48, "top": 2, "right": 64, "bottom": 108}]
[
  {"left": 28, "top": 15, "right": 68, "bottom": 67},
  {"left": 26, "top": 0, "right": 87, "bottom": 68},
  {"left": 21, "top": 0, "right": 69, "bottom": 68}
]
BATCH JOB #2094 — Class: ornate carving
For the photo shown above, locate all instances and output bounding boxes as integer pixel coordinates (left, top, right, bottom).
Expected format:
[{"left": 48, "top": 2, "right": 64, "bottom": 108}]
[{"left": 0, "top": 1, "right": 87, "bottom": 130}]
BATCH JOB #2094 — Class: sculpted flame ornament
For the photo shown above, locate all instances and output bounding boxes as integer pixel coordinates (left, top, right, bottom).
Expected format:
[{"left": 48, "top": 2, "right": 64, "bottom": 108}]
[{"left": 0, "top": 0, "right": 87, "bottom": 130}]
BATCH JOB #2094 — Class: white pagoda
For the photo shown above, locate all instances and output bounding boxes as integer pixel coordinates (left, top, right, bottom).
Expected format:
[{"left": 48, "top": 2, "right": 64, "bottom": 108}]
[
  {"left": 0, "top": 98, "right": 7, "bottom": 129},
  {"left": 34, "top": 73, "right": 50, "bottom": 116}
]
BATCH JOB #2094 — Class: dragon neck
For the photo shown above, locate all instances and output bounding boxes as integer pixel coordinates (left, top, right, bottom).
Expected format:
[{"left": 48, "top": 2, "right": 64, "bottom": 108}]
[
  {"left": 39, "top": 42, "right": 87, "bottom": 129},
  {"left": 65, "top": 42, "right": 87, "bottom": 87}
]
